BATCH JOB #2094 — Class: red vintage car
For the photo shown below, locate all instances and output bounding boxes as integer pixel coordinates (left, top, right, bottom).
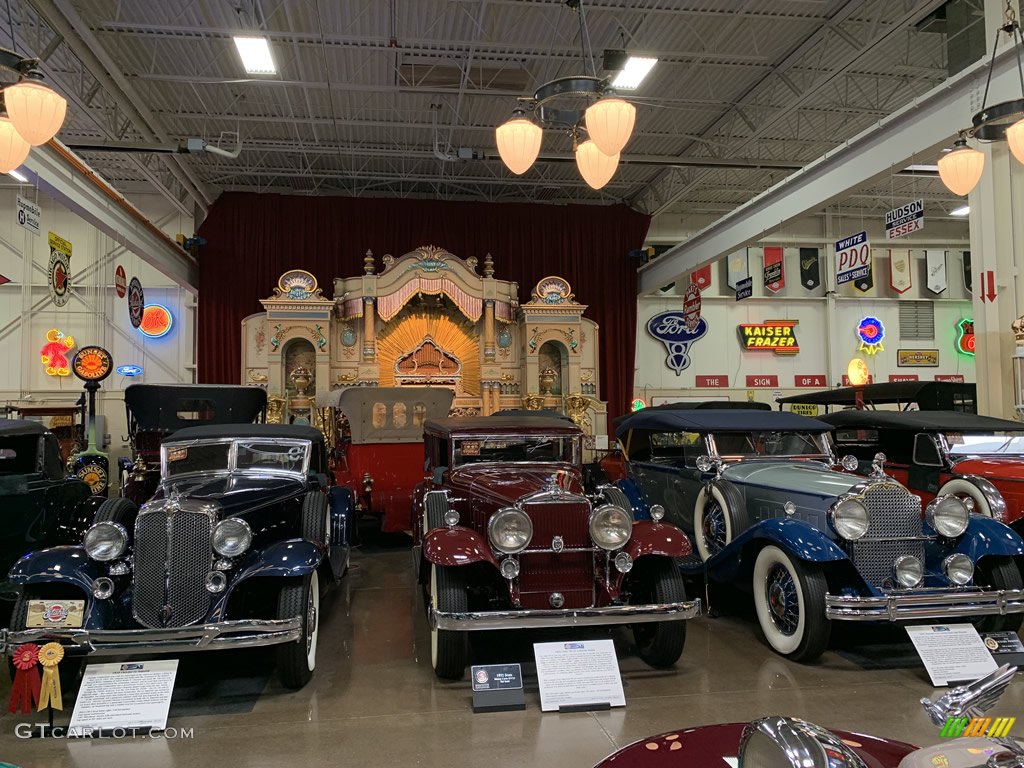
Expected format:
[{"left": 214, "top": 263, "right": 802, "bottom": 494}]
[
  {"left": 824, "top": 410, "right": 1024, "bottom": 533},
  {"left": 317, "top": 387, "right": 453, "bottom": 533},
  {"left": 412, "top": 415, "right": 699, "bottom": 680}
]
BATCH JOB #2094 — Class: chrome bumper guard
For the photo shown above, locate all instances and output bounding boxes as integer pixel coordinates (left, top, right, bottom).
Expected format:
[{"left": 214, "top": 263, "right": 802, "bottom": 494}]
[
  {"left": 0, "top": 618, "right": 302, "bottom": 656},
  {"left": 429, "top": 599, "right": 700, "bottom": 631},
  {"left": 825, "top": 588, "right": 1024, "bottom": 621}
]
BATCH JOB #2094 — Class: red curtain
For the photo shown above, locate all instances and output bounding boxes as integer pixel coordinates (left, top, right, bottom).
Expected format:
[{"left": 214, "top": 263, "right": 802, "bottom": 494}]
[{"left": 196, "top": 193, "right": 650, "bottom": 430}]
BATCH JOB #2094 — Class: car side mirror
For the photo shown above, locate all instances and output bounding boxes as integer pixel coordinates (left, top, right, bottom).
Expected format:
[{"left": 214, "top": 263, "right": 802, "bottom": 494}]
[
  {"left": 696, "top": 455, "right": 721, "bottom": 477},
  {"left": 839, "top": 454, "right": 859, "bottom": 472}
]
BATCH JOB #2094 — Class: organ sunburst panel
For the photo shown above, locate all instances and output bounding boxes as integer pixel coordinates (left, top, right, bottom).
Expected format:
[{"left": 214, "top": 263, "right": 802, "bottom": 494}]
[{"left": 377, "top": 310, "right": 480, "bottom": 395}]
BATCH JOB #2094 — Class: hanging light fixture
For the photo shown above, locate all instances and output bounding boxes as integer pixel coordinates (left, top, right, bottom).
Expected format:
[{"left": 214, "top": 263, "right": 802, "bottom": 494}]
[
  {"left": 495, "top": 109, "right": 543, "bottom": 175},
  {"left": 575, "top": 138, "right": 619, "bottom": 190},
  {"left": 4, "top": 74, "right": 67, "bottom": 146},
  {"left": 0, "top": 116, "right": 30, "bottom": 174},
  {"left": 937, "top": 1, "right": 1024, "bottom": 195},
  {"left": 584, "top": 97, "right": 636, "bottom": 157}
]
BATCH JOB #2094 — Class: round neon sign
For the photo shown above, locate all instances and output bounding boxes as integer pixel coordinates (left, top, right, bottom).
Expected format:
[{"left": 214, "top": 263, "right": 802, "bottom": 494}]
[{"left": 138, "top": 304, "right": 174, "bottom": 338}]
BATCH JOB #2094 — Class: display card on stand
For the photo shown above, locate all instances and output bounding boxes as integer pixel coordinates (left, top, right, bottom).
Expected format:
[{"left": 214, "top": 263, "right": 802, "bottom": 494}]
[
  {"left": 69, "top": 660, "right": 178, "bottom": 734},
  {"left": 534, "top": 639, "right": 625, "bottom": 712},
  {"left": 906, "top": 625, "right": 998, "bottom": 687},
  {"left": 981, "top": 632, "right": 1024, "bottom": 667},
  {"left": 470, "top": 663, "right": 525, "bottom": 713}
]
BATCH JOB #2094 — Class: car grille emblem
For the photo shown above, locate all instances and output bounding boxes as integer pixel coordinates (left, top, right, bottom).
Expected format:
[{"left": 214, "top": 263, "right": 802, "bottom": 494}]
[
  {"left": 159, "top": 604, "right": 173, "bottom": 625},
  {"left": 552, "top": 535, "right": 564, "bottom": 553}
]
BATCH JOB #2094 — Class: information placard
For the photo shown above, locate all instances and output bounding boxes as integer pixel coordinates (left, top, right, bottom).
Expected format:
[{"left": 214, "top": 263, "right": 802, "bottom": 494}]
[
  {"left": 906, "top": 625, "right": 997, "bottom": 687},
  {"left": 69, "top": 659, "right": 178, "bottom": 732},
  {"left": 470, "top": 663, "right": 525, "bottom": 713},
  {"left": 534, "top": 639, "right": 625, "bottom": 712}
]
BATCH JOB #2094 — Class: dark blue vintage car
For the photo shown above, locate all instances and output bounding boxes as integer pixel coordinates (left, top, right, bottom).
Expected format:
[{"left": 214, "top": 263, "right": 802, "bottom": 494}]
[
  {"left": 3, "top": 423, "right": 354, "bottom": 689},
  {"left": 614, "top": 408, "right": 1024, "bottom": 662}
]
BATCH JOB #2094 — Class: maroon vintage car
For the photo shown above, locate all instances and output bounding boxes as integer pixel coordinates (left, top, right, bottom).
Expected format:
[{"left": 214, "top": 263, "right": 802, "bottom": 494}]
[{"left": 412, "top": 416, "right": 700, "bottom": 680}]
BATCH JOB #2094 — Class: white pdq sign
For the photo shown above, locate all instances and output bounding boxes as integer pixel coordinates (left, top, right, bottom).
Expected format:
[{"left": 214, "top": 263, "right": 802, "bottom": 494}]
[
  {"left": 835, "top": 230, "right": 870, "bottom": 286},
  {"left": 885, "top": 199, "right": 924, "bottom": 240},
  {"left": 16, "top": 195, "right": 41, "bottom": 236}
]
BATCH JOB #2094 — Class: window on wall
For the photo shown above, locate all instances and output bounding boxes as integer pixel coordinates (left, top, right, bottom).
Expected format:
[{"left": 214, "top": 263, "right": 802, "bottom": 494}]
[{"left": 899, "top": 301, "right": 935, "bottom": 340}]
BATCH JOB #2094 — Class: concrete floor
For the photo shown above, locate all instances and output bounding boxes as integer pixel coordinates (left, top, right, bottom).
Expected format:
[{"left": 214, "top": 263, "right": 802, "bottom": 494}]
[{"left": 3, "top": 546, "right": 1024, "bottom": 767}]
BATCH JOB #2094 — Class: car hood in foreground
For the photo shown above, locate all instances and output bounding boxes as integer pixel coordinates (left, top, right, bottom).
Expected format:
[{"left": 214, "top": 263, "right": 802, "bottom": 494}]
[
  {"left": 721, "top": 461, "right": 862, "bottom": 497},
  {"left": 153, "top": 473, "right": 306, "bottom": 516},
  {"left": 953, "top": 457, "right": 1024, "bottom": 482},
  {"left": 449, "top": 463, "right": 585, "bottom": 506}
]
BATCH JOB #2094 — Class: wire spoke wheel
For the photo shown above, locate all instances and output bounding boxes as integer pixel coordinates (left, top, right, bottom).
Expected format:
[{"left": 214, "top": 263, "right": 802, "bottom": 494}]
[{"left": 765, "top": 563, "right": 799, "bottom": 636}]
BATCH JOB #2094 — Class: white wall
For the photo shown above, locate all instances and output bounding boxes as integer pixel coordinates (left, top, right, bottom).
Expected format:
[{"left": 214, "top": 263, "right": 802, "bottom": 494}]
[{"left": 0, "top": 182, "right": 195, "bottom": 471}]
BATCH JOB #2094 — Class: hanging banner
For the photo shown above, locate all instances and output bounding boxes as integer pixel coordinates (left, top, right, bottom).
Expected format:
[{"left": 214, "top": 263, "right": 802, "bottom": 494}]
[
  {"left": 763, "top": 247, "right": 784, "bottom": 293},
  {"left": 926, "top": 249, "right": 947, "bottom": 294},
  {"left": 690, "top": 264, "right": 712, "bottom": 292},
  {"left": 962, "top": 251, "right": 972, "bottom": 293},
  {"left": 884, "top": 199, "right": 924, "bottom": 240},
  {"left": 889, "top": 249, "right": 912, "bottom": 293},
  {"left": 47, "top": 231, "right": 72, "bottom": 308},
  {"left": 799, "top": 247, "right": 821, "bottom": 291},
  {"left": 727, "top": 249, "right": 749, "bottom": 290},
  {"left": 835, "top": 231, "right": 870, "bottom": 286},
  {"left": 735, "top": 276, "right": 753, "bottom": 301},
  {"left": 16, "top": 195, "right": 41, "bottom": 236}
]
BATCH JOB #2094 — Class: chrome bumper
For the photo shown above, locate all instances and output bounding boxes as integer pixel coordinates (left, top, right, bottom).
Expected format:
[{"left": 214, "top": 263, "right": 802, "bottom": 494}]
[
  {"left": 1, "top": 618, "right": 302, "bottom": 656},
  {"left": 429, "top": 599, "right": 700, "bottom": 631},
  {"left": 825, "top": 588, "right": 1024, "bottom": 621}
]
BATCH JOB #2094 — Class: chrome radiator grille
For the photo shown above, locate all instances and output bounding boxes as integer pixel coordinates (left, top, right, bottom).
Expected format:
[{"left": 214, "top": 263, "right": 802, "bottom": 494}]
[
  {"left": 850, "top": 482, "right": 924, "bottom": 588},
  {"left": 132, "top": 509, "right": 213, "bottom": 628}
]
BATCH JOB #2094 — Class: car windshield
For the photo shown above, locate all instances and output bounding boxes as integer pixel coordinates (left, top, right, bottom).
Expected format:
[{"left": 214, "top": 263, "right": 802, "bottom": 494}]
[
  {"left": 453, "top": 435, "right": 579, "bottom": 466},
  {"left": 163, "top": 439, "right": 310, "bottom": 477},
  {"left": 945, "top": 432, "right": 1024, "bottom": 456},
  {"left": 0, "top": 436, "right": 40, "bottom": 475},
  {"left": 712, "top": 431, "right": 829, "bottom": 458}
]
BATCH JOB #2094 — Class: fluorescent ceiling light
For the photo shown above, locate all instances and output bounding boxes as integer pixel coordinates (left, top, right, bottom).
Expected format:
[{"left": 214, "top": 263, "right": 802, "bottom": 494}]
[
  {"left": 611, "top": 57, "right": 657, "bottom": 90},
  {"left": 233, "top": 36, "right": 276, "bottom": 75},
  {"left": 903, "top": 164, "right": 939, "bottom": 172},
  {"left": 950, "top": 205, "right": 970, "bottom": 216},
  {"left": 8, "top": 169, "right": 27, "bottom": 182}
]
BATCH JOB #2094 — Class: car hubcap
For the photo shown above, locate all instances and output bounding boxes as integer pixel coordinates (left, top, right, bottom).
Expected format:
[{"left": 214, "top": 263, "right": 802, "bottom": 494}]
[
  {"left": 766, "top": 563, "right": 798, "bottom": 636},
  {"left": 702, "top": 502, "right": 726, "bottom": 555}
]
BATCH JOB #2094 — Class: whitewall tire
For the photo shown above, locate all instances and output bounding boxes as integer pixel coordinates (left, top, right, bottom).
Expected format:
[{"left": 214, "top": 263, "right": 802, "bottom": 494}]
[
  {"left": 694, "top": 485, "right": 734, "bottom": 561},
  {"left": 752, "top": 545, "right": 830, "bottom": 662}
]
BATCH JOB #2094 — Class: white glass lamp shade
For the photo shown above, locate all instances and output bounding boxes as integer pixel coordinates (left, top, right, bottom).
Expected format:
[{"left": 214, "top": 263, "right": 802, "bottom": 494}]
[
  {"left": 584, "top": 97, "right": 636, "bottom": 156},
  {"left": 0, "top": 117, "right": 31, "bottom": 173},
  {"left": 4, "top": 80, "right": 67, "bottom": 146},
  {"left": 1007, "top": 118, "right": 1024, "bottom": 165},
  {"left": 847, "top": 358, "right": 870, "bottom": 387},
  {"left": 575, "top": 139, "right": 620, "bottom": 190},
  {"left": 495, "top": 117, "right": 542, "bottom": 175},
  {"left": 937, "top": 141, "right": 985, "bottom": 196}
]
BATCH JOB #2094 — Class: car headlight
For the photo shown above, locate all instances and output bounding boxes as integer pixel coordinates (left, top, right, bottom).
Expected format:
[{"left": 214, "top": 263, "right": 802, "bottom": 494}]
[
  {"left": 926, "top": 495, "right": 970, "bottom": 538},
  {"left": 488, "top": 508, "right": 533, "bottom": 554},
  {"left": 943, "top": 553, "right": 974, "bottom": 585},
  {"left": 212, "top": 517, "right": 253, "bottom": 557},
  {"left": 84, "top": 521, "right": 128, "bottom": 562},
  {"left": 894, "top": 554, "right": 923, "bottom": 588},
  {"left": 828, "top": 498, "right": 869, "bottom": 541},
  {"left": 590, "top": 504, "right": 632, "bottom": 550}
]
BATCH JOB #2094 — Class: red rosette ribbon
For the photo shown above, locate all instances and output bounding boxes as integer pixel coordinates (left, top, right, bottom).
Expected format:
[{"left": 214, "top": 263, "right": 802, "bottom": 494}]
[{"left": 7, "top": 644, "right": 41, "bottom": 715}]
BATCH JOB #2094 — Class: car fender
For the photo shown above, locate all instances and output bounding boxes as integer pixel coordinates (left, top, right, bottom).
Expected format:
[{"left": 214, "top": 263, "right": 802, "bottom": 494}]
[
  {"left": 734, "top": 518, "right": 849, "bottom": 563},
  {"left": 329, "top": 486, "right": 356, "bottom": 546},
  {"left": 941, "top": 476, "right": 1007, "bottom": 521},
  {"left": 626, "top": 520, "right": 692, "bottom": 560},
  {"left": 950, "top": 515, "right": 1024, "bottom": 560},
  {"left": 422, "top": 527, "right": 500, "bottom": 569},
  {"left": 231, "top": 538, "right": 325, "bottom": 583},
  {"left": 8, "top": 545, "right": 101, "bottom": 595},
  {"left": 614, "top": 478, "right": 651, "bottom": 520},
  {"left": 58, "top": 494, "right": 107, "bottom": 544}
]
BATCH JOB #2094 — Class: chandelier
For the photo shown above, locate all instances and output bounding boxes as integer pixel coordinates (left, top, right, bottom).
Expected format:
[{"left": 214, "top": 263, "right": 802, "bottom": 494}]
[
  {"left": 494, "top": 1, "right": 645, "bottom": 190},
  {"left": 0, "top": 49, "right": 68, "bottom": 174},
  {"left": 937, "top": 1, "right": 1024, "bottom": 196}
]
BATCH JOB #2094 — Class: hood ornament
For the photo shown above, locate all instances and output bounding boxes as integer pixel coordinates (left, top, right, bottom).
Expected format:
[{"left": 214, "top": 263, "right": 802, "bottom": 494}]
[{"left": 870, "top": 452, "right": 888, "bottom": 479}]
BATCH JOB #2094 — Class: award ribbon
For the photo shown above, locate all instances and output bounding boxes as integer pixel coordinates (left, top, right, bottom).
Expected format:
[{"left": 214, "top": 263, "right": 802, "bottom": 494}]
[
  {"left": 37, "top": 643, "right": 64, "bottom": 711},
  {"left": 7, "top": 644, "right": 41, "bottom": 715}
]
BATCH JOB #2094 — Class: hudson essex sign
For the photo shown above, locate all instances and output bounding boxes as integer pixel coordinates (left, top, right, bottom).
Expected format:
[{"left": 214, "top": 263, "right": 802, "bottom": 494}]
[
  {"left": 737, "top": 320, "right": 799, "bottom": 355},
  {"left": 885, "top": 199, "right": 924, "bottom": 240}
]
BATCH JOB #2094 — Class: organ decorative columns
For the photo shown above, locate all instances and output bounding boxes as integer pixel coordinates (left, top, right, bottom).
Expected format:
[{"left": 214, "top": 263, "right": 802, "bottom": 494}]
[{"left": 483, "top": 299, "right": 496, "bottom": 361}]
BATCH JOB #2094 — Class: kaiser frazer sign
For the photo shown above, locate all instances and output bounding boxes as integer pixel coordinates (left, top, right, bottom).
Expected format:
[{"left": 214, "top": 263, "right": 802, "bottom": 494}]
[
  {"left": 885, "top": 199, "right": 924, "bottom": 240},
  {"left": 835, "top": 230, "right": 870, "bottom": 286},
  {"left": 647, "top": 311, "right": 708, "bottom": 375}
]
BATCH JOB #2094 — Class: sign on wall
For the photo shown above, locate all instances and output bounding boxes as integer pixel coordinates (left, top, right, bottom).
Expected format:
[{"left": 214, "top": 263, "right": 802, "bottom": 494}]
[
  {"left": 646, "top": 311, "right": 708, "bottom": 376},
  {"left": 47, "top": 231, "right": 72, "bottom": 307},
  {"left": 857, "top": 316, "right": 885, "bottom": 355},
  {"left": 889, "top": 249, "right": 912, "bottom": 293},
  {"left": 956, "top": 319, "right": 975, "bottom": 356},
  {"left": 696, "top": 375, "right": 729, "bottom": 388},
  {"left": 727, "top": 250, "right": 749, "bottom": 289},
  {"left": 763, "top": 247, "right": 784, "bottom": 293},
  {"left": 835, "top": 231, "right": 871, "bottom": 288},
  {"left": 885, "top": 199, "right": 924, "bottom": 240},
  {"left": 936, "top": 374, "right": 966, "bottom": 382},
  {"left": 737, "top": 320, "right": 799, "bottom": 355},
  {"left": 746, "top": 375, "right": 779, "bottom": 388},
  {"left": 897, "top": 349, "right": 939, "bottom": 367},
  {"left": 790, "top": 403, "right": 819, "bottom": 416},
  {"left": 40, "top": 329, "right": 75, "bottom": 377},
  {"left": 926, "top": 250, "right": 947, "bottom": 294},
  {"left": 16, "top": 195, "right": 41, "bottom": 236},
  {"left": 794, "top": 374, "right": 827, "bottom": 388},
  {"left": 127, "top": 277, "right": 145, "bottom": 329},
  {"left": 114, "top": 265, "right": 127, "bottom": 298},
  {"left": 889, "top": 374, "right": 920, "bottom": 382},
  {"left": 691, "top": 265, "right": 712, "bottom": 292},
  {"left": 735, "top": 276, "right": 753, "bottom": 301}
]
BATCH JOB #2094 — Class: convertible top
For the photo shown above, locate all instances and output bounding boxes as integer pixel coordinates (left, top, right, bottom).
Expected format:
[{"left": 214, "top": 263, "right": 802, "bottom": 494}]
[
  {"left": 0, "top": 419, "right": 48, "bottom": 437},
  {"left": 167, "top": 423, "right": 323, "bottom": 443},
  {"left": 125, "top": 384, "right": 267, "bottom": 431},
  {"left": 821, "top": 409, "right": 1023, "bottom": 433},
  {"left": 425, "top": 416, "right": 582, "bottom": 436},
  {"left": 778, "top": 381, "right": 976, "bottom": 410},
  {"left": 613, "top": 400, "right": 771, "bottom": 428},
  {"left": 615, "top": 409, "right": 831, "bottom": 438}
]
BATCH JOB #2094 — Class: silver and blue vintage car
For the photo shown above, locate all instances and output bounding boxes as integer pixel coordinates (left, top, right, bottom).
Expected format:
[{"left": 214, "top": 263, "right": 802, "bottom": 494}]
[
  {"left": 614, "top": 408, "right": 1024, "bottom": 662},
  {"left": 3, "top": 423, "right": 354, "bottom": 689}
]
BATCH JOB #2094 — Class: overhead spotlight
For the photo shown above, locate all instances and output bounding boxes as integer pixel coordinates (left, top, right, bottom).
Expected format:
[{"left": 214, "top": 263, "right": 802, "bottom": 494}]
[
  {"left": 611, "top": 57, "right": 658, "bottom": 90},
  {"left": 233, "top": 36, "right": 276, "bottom": 75}
]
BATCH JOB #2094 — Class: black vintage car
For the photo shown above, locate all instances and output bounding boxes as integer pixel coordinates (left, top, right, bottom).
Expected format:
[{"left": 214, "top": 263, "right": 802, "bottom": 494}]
[
  {"left": 778, "top": 381, "right": 978, "bottom": 413},
  {"left": 120, "top": 384, "right": 268, "bottom": 505},
  {"left": 5, "top": 423, "right": 354, "bottom": 689}
]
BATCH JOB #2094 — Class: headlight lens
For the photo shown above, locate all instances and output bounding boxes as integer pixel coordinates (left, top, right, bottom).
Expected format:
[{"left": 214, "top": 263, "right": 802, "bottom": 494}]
[
  {"left": 944, "top": 553, "right": 974, "bottom": 585},
  {"left": 828, "top": 498, "right": 869, "bottom": 541},
  {"left": 926, "top": 495, "right": 970, "bottom": 538},
  {"left": 590, "top": 504, "right": 632, "bottom": 550},
  {"left": 894, "top": 554, "right": 923, "bottom": 588},
  {"left": 212, "top": 518, "right": 253, "bottom": 557},
  {"left": 488, "top": 508, "right": 533, "bottom": 554},
  {"left": 84, "top": 521, "right": 127, "bottom": 562}
]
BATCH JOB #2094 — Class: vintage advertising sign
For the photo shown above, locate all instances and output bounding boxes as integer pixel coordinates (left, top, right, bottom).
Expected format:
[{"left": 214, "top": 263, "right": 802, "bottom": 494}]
[
  {"left": 647, "top": 311, "right": 708, "bottom": 375},
  {"left": 898, "top": 349, "right": 939, "bottom": 367},
  {"left": 885, "top": 199, "right": 924, "bottom": 240},
  {"left": 790, "top": 403, "right": 819, "bottom": 416},
  {"left": 800, "top": 247, "right": 821, "bottom": 290},
  {"left": 727, "top": 249, "right": 749, "bottom": 289},
  {"left": 737, "top": 320, "right": 799, "bottom": 355},
  {"left": 47, "top": 231, "right": 72, "bottom": 307},
  {"left": 927, "top": 250, "right": 947, "bottom": 294},
  {"left": 691, "top": 264, "right": 712, "bottom": 292},
  {"left": 696, "top": 375, "right": 729, "bottom": 388},
  {"left": 857, "top": 316, "right": 885, "bottom": 355},
  {"left": 138, "top": 305, "right": 174, "bottom": 338},
  {"left": 835, "top": 231, "right": 871, "bottom": 287},
  {"left": 763, "top": 247, "right": 784, "bottom": 293},
  {"left": 735, "top": 275, "right": 753, "bottom": 301},
  {"left": 745, "top": 374, "right": 779, "bottom": 388},
  {"left": 794, "top": 374, "right": 827, "bottom": 388},
  {"left": 16, "top": 195, "right": 41, "bottom": 236},
  {"left": 682, "top": 283, "right": 701, "bottom": 330},
  {"left": 127, "top": 277, "right": 144, "bottom": 329},
  {"left": 936, "top": 374, "right": 966, "bottom": 382},
  {"left": 72, "top": 346, "right": 114, "bottom": 382},
  {"left": 889, "top": 374, "right": 920, "bottom": 382},
  {"left": 956, "top": 319, "right": 975, "bottom": 356},
  {"left": 841, "top": 373, "right": 875, "bottom": 385},
  {"left": 114, "top": 265, "right": 127, "bottom": 298},
  {"left": 889, "top": 249, "right": 912, "bottom": 293}
]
